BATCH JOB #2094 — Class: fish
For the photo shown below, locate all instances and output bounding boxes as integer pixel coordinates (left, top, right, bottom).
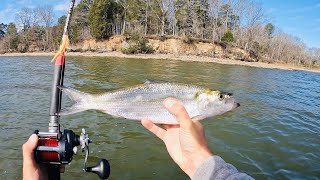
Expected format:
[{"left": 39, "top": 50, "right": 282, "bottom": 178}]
[{"left": 58, "top": 82, "right": 240, "bottom": 124}]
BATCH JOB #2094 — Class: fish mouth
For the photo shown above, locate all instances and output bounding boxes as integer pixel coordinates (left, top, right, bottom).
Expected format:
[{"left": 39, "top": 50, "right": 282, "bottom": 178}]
[
  {"left": 225, "top": 98, "right": 240, "bottom": 110},
  {"left": 233, "top": 102, "right": 240, "bottom": 109}
]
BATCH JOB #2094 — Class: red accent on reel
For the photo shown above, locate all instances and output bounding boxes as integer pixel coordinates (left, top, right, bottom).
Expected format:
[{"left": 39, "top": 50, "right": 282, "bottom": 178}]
[
  {"left": 39, "top": 138, "right": 59, "bottom": 146},
  {"left": 38, "top": 139, "right": 59, "bottom": 162}
]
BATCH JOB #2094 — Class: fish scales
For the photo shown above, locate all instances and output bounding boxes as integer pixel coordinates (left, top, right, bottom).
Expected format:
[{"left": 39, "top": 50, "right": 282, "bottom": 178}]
[
  {"left": 59, "top": 83, "right": 239, "bottom": 124},
  {"left": 97, "top": 83, "right": 201, "bottom": 123}
]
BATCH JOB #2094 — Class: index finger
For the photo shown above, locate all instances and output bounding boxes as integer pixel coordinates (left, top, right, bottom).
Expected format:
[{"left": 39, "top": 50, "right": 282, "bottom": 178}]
[
  {"left": 141, "top": 119, "right": 166, "bottom": 140},
  {"left": 163, "top": 97, "right": 193, "bottom": 129}
]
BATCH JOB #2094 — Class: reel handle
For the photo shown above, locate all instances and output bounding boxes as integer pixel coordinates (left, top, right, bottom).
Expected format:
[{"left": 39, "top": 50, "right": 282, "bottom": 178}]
[{"left": 85, "top": 159, "right": 110, "bottom": 179}]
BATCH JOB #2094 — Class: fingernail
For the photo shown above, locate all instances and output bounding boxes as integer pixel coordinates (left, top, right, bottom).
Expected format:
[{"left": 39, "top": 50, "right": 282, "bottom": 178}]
[
  {"left": 164, "top": 98, "right": 175, "bottom": 108},
  {"left": 29, "top": 134, "right": 38, "bottom": 143}
]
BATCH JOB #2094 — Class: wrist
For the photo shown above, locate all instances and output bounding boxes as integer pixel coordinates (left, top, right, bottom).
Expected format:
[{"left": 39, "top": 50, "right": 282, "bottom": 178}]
[
  {"left": 193, "top": 148, "right": 213, "bottom": 170},
  {"left": 184, "top": 148, "right": 213, "bottom": 178}
]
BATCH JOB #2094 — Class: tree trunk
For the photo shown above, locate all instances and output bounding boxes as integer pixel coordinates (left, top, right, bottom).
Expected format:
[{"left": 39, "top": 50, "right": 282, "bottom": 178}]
[
  {"left": 122, "top": 10, "right": 127, "bottom": 34},
  {"left": 161, "top": 16, "right": 165, "bottom": 36},
  {"left": 144, "top": 4, "right": 148, "bottom": 35},
  {"left": 172, "top": 20, "right": 175, "bottom": 36}
]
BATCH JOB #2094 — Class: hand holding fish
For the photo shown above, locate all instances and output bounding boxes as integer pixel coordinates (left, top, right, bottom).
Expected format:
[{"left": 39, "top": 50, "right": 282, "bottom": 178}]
[{"left": 141, "top": 97, "right": 213, "bottom": 178}]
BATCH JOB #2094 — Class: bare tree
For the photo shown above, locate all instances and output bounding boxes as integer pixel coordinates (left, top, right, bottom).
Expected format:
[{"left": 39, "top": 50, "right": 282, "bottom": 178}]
[
  {"left": 15, "top": 7, "right": 36, "bottom": 30},
  {"left": 153, "top": 0, "right": 170, "bottom": 36},
  {"left": 6, "top": 0, "right": 318, "bottom": 67},
  {"left": 242, "top": 1, "right": 265, "bottom": 51},
  {"left": 166, "top": 0, "right": 176, "bottom": 35},
  {"left": 208, "top": 0, "right": 222, "bottom": 41},
  {"left": 208, "top": 0, "right": 222, "bottom": 56},
  {"left": 37, "top": 6, "right": 54, "bottom": 51},
  {"left": 38, "top": 5, "right": 54, "bottom": 27},
  {"left": 141, "top": 0, "right": 151, "bottom": 35},
  {"left": 117, "top": 0, "right": 129, "bottom": 34}
]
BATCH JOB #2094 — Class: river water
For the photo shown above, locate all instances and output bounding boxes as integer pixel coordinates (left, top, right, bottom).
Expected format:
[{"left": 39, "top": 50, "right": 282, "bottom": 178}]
[{"left": 0, "top": 56, "right": 319, "bottom": 179}]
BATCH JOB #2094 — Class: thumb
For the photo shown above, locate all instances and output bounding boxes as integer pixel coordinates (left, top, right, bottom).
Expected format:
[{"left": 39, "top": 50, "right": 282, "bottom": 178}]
[
  {"left": 22, "top": 134, "right": 38, "bottom": 165},
  {"left": 163, "top": 97, "right": 192, "bottom": 128}
]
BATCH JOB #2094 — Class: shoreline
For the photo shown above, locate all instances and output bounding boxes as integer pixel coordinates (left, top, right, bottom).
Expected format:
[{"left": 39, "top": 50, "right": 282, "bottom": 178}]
[{"left": 1, "top": 52, "right": 319, "bottom": 73}]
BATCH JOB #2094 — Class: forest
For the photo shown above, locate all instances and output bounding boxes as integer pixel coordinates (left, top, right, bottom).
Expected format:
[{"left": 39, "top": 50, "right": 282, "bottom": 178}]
[{"left": 0, "top": 0, "right": 319, "bottom": 66}]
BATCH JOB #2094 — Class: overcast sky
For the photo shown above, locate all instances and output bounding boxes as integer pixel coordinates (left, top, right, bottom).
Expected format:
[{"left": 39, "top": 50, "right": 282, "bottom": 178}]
[{"left": 0, "top": 0, "right": 319, "bottom": 48}]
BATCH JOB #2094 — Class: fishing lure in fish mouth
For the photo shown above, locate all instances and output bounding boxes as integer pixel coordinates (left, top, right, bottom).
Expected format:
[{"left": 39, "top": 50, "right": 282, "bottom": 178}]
[{"left": 58, "top": 83, "right": 240, "bottom": 124}]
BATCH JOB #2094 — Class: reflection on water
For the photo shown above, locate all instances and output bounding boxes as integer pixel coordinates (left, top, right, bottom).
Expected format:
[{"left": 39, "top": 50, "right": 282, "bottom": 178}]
[{"left": 0, "top": 56, "right": 319, "bottom": 179}]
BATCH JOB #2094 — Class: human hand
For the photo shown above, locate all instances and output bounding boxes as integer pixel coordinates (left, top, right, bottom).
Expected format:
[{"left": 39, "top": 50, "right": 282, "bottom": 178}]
[
  {"left": 22, "top": 134, "right": 48, "bottom": 180},
  {"left": 22, "top": 134, "right": 65, "bottom": 180},
  {"left": 141, "top": 97, "right": 213, "bottom": 178}
]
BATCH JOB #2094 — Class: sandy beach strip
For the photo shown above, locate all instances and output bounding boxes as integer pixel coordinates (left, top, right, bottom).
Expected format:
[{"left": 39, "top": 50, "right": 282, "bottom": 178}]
[{"left": 1, "top": 51, "right": 319, "bottom": 73}]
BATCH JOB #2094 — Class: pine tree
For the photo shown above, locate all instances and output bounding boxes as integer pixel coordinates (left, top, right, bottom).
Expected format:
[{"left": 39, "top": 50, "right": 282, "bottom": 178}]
[
  {"left": 72, "top": 0, "right": 93, "bottom": 41},
  {"left": 5, "top": 23, "right": 19, "bottom": 50},
  {"left": 221, "top": 29, "right": 234, "bottom": 43},
  {"left": 88, "top": 0, "right": 120, "bottom": 39},
  {"left": 0, "top": 23, "right": 7, "bottom": 38},
  {"left": 265, "top": 23, "right": 274, "bottom": 38}
]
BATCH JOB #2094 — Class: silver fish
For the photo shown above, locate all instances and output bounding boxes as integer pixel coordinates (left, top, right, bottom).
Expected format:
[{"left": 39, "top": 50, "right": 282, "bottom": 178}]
[{"left": 59, "top": 83, "right": 240, "bottom": 124}]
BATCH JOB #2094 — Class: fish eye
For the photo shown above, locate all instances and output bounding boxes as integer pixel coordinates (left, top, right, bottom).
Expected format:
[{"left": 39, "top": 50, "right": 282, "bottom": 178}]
[{"left": 218, "top": 94, "right": 224, "bottom": 101}]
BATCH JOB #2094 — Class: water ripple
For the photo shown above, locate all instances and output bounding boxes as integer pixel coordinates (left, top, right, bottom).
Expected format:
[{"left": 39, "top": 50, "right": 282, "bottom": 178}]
[{"left": 0, "top": 56, "right": 319, "bottom": 179}]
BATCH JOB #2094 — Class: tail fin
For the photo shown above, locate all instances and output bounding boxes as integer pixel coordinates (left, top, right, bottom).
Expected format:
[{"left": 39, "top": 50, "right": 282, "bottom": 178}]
[{"left": 58, "top": 86, "right": 93, "bottom": 116}]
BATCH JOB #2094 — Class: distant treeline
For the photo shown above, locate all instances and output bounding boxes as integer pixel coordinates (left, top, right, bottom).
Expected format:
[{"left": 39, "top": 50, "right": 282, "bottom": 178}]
[{"left": 0, "top": 0, "right": 319, "bottom": 66}]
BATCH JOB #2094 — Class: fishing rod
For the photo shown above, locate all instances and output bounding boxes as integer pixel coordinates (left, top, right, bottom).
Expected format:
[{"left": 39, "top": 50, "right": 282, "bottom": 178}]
[{"left": 33, "top": 0, "right": 110, "bottom": 179}]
